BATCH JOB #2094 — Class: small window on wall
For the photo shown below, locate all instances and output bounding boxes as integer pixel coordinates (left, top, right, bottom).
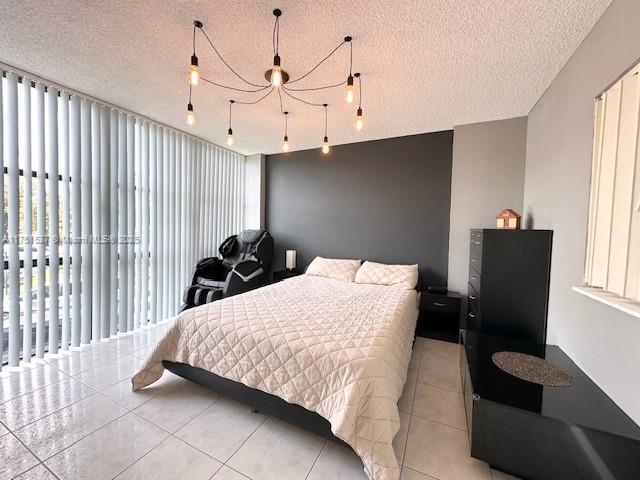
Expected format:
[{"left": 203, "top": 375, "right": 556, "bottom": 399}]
[{"left": 584, "top": 60, "right": 640, "bottom": 304}]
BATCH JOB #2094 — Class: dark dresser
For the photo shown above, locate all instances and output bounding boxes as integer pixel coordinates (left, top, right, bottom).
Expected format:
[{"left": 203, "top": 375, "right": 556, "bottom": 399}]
[{"left": 468, "top": 229, "right": 552, "bottom": 344}]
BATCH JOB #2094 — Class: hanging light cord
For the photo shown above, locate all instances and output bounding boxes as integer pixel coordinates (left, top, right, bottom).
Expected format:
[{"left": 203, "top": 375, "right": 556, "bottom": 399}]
[
  {"left": 232, "top": 88, "right": 275, "bottom": 105},
  {"left": 284, "top": 112, "right": 288, "bottom": 136},
  {"left": 228, "top": 100, "right": 234, "bottom": 128},
  {"left": 349, "top": 41, "right": 353, "bottom": 76},
  {"left": 188, "top": 83, "right": 192, "bottom": 103},
  {"left": 287, "top": 40, "right": 348, "bottom": 85},
  {"left": 201, "top": 76, "right": 271, "bottom": 93},
  {"left": 284, "top": 79, "right": 347, "bottom": 92},
  {"left": 192, "top": 24, "right": 197, "bottom": 55},
  {"left": 199, "top": 26, "right": 269, "bottom": 88},
  {"left": 281, "top": 88, "right": 326, "bottom": 107},
  {"left": 273, "top": 15, "right": 280, "bottom": 55},
  {"left": 357, "top": 74, "right": 362, "bottom": 107}
]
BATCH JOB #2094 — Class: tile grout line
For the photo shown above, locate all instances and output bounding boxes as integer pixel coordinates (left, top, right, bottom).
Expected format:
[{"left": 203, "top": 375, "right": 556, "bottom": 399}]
[
  {"left": 34, "top": 369, "right": 166, "bottom": 469},
  {"left": 3, "top": 326, "right": 162, "bottom": 424},
  {"left": 221, "top": 464, "right": 254, "bottom": 480},
  {"left": 218, "top": 413, "right": 270, "bottom": 473},
  {"left": 402, "top": 465, "right": 439, "bottom": 480},
  {"left": 6, "top": 430, "right": 61, "bottom": 480},
  {"left": 107, "top": 432, "right": 177, "bottom": 480},
  {"left": 11, "top": 389, "right": 101, "bottom": 434},
  {"left": 399, "top": 338, "right": 424, "bottom": 469},
  {"left": 0, "top": 372, "right": 69, "bottom": 406},
  {"left": 9, "top": 355, "right": 149, "bottom": 433},
  {"left": 304, "top": 438, "right": 328, "bottom": 480},
  {"left": 38, "top": 405, "right": 133, "bottom": 465},
  {"left": 0, "top": 367, "right": 71, "bottom": 407},
  {"left": 95, "top": 386, "right": 225, "bottom": 479},
  {"left": 408, "top": 408, "right": 468, "bottom": 434}
]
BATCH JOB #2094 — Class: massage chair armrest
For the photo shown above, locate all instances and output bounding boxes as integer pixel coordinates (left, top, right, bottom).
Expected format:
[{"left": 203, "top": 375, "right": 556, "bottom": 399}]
[
  {"left": 223, "top": 260, "right": 266, "bottom": 297},
  {"left": 191, "top": 256, "right": 225, "bottom": 284}
]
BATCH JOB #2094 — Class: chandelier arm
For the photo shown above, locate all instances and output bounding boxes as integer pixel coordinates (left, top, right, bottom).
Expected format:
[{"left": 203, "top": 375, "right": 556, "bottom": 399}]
[
  {"left": 199, "top": 27, "right": 270, "bottom": 88},
  {"left": 284, "top": 79, "right": 347, "bottom": 92},
  {"left": 286, "top": 40, "right": 348, "bottom": 85},
  {"left": 282, "top": 88, "right": 326, "bottom": 108},
  {"left": 201, "top": 76, "right": 271, "bottom": 93},
  {"left": 232, "top": 87, "right": 275, "bottom": 105}
]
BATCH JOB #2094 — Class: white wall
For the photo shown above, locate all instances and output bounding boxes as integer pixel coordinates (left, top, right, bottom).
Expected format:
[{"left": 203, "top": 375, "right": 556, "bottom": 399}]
[
  {"left": 244, "top": 153, "right": 265, "bottom": 229},
  {"left": 448, "top": 118, "right": 527, "bottom": 293},
  {"left": 523, "top": 0, "right": 640, "bottom": 424}
]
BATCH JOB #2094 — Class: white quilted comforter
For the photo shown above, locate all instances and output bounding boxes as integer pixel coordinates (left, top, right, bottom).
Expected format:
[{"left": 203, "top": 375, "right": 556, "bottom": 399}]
[{"left": 132, "top": 274, "right": 418, "bottom": 480}]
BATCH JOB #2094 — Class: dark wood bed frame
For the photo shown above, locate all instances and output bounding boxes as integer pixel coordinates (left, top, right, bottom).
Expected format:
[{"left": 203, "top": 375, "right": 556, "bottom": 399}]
[{"left": 163, "top": 360, "right": 349, "bottom": 448}]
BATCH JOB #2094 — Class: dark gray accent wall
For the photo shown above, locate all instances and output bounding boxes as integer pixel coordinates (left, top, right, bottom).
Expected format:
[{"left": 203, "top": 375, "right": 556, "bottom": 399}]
[{"left": 265, "top": 131, "right": 453, "bottom": 286}]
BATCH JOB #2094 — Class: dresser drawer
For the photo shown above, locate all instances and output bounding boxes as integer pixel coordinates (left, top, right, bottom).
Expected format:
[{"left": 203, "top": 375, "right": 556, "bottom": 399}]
[
  {"left": 469, "top": 268, "right": 481, "bottom": 293},
  {"left": 470, "top": 230, "right": 483, "bottom": 251},
  {"left": 467, "top": 288, "right": 479, "bottom": 314},
  {"left": 467, "top": 308, "right": 480, "bottom": 330},
  {"left": 469, "top": 247, "right": 482, "bottom": 273},
  {"left": 421, "top": 294, "right": 460, "bottom": 314}
]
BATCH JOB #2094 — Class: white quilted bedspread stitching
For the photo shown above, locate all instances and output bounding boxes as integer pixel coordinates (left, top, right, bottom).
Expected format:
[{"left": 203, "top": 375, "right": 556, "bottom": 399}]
[{"left": 132, "top": 275, "right": 418, "bottom": 480}]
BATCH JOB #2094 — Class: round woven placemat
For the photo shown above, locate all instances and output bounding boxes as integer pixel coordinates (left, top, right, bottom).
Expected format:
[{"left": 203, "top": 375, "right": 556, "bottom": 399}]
[{"left": 492, "top": 351, "right": 573, "bottom": 387}]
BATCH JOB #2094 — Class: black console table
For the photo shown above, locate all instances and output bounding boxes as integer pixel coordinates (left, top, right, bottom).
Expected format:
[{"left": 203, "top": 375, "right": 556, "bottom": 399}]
[{"left": 460, "top": 330, "right": 640, "bottom": 479}]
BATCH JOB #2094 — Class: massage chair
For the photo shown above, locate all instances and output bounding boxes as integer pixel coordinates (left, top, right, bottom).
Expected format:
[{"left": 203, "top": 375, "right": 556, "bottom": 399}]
[{"left": 181, "top": 229, "right": 274, "bottom": 312}]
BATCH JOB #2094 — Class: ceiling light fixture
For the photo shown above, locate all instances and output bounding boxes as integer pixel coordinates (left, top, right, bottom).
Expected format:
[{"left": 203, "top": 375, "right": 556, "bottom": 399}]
[
  {"left": 185, "top": 9, "right": 365, "bottom": 152},
  {"left": 346, "top": 40, "right": 354, "bottom": 103},
  {"left": 322, "top": 104, "right": 330, "bottom": 154},
  {"left": 282, "top": 111, "right": 289, "bottom": 151},
  {"left": 355, "top": 73, "right": 363, "bottom": 131},
  {"left": 186, "top": 84, "right": 195, "bottom": 125},
  {"left": 189, "top": 21, "right": 202, "bottom": 85},
  {"left": 227, "top": 100, "right": 234, "bottom": 146}
]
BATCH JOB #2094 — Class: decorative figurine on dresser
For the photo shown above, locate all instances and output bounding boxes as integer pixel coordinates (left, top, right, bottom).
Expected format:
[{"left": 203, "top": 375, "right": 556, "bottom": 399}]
[{"left": 467, "top": 228, "right": 552, "bottom": 344}]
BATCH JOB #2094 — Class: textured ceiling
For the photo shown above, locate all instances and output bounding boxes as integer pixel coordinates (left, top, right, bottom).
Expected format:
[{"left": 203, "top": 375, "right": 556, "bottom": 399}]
[{"left": 0, "top": 0, "right": 612, "bottom": 155}]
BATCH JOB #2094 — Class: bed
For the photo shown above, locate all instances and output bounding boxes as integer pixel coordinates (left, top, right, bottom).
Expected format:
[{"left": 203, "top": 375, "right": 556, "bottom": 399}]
[{"left": 132, "top": 273, "right": 418, "bottom": 480}]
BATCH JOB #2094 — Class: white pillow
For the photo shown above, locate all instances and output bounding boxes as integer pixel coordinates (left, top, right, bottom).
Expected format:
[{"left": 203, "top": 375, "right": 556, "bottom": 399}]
[
  {"left": 305, "top": 256, "right": 362, "bottom": 282},
  {"left": 354, "top": 261, "right": 419, "bottom": 289}
]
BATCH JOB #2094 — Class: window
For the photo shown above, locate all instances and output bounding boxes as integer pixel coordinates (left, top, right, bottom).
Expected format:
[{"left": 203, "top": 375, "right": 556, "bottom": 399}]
[
  {"left": 582, "top": 61, "right": 640, "bottom": 307},
  {"left": 1, "top": 69, "right": 246, "bottom": 368}
]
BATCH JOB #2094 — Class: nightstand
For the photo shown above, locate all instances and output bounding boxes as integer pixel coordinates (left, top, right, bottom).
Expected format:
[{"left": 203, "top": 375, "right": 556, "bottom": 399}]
[
  {"left": 272, "top": 269, "right": 301, "bottom": 283},
  {"left": 417, "top": 290, "right": 462, "bottom": 343}
]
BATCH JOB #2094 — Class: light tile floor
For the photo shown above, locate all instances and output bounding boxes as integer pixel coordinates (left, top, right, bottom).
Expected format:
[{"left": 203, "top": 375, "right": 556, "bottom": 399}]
[{"left": 0, "top": 324, "right": 521, "bottom": 480}]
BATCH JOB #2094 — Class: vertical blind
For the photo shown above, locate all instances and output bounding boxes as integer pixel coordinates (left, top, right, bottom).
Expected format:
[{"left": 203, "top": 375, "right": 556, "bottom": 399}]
[
  {"left": 1, "top": 69, "right": 246, "bottom": 369},
  {"left": 585, "top": 63, "right": 640, "bottom": 301}
]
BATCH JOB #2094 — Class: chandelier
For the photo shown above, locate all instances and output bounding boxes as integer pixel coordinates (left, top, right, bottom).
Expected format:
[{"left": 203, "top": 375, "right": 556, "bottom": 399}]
[{"left": 185, "top": 8, "right": 364, "bottom": 153}]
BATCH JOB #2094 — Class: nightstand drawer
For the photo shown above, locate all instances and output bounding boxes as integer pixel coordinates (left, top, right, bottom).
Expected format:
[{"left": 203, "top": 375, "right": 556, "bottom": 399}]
[{"left": 421, "top": 295, "right": 460, "bottom": 313}]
